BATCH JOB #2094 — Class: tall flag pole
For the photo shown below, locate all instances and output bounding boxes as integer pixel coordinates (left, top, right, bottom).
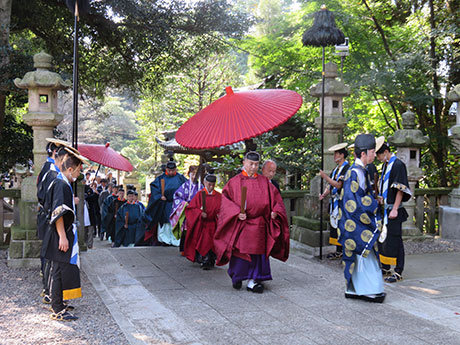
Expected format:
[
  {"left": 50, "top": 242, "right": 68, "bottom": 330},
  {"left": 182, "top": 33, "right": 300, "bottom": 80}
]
[
  {"left": 66, "top": 0, "right": 89, "bottom": 196},
  {"left": 65, "top": 0, "right": 89, "bottom": 150},
  {"left": 302, "top": 5, "right": 345, "bottom": 259},
  {"left": 72, "top": 1, "right": 79, "bottom": 150}
]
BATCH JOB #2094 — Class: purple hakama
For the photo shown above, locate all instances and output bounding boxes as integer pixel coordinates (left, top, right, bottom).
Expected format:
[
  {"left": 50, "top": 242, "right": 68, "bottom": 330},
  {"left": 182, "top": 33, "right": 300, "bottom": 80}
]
[{"left": 228, "top": 254, "right": 272, "bottom": 285}]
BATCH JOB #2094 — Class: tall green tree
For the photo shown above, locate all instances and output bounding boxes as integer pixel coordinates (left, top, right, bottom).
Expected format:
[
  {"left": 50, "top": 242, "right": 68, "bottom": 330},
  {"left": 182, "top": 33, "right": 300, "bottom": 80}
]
[
  {"left": 1, "top": 0, "right": 252, "bottom": 132},
  {"left": 131, "top": 52, "right": 243, "bottom": 177},
  {"left": 237, "top": 0, "right": 459, "bottom": 187}
]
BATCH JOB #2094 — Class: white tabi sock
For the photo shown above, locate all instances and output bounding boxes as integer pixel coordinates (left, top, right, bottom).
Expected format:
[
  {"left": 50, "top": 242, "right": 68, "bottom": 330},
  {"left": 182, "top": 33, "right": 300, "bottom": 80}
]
[{"left": 247, "top": 279, "right": 256, "bottom": 289}]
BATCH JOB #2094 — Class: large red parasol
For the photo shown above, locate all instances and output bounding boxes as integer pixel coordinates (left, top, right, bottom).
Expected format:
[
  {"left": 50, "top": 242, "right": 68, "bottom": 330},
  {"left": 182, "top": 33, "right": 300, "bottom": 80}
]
[
  {"left": 77, "top": 142, "right": 133, "bottom": 172},
  {"left": 176, "top": 86, "right": 303, "bottom": 149}
]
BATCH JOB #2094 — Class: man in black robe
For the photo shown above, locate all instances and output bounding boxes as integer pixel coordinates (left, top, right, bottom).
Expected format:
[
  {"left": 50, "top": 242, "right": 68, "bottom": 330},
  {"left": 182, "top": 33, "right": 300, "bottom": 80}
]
[
  {"left": 102, "top": 185, "right": 120, "bottom": 242},
  {"left": 108, "top": 188, "right": 126, "bottom": 245},
  {"left": 376, "top": 140, "right": 411, "bottom": 283},
  {"left": 37, "top": 139, "right": 76, "bottom": 303},
  {"left": 43, "top": 148, "right": 87, "bottom": 321}
]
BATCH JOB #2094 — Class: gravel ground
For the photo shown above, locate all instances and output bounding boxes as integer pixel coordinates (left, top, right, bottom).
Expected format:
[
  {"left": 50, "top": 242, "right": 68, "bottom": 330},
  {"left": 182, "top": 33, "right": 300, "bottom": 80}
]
[
  {"left": 403, "top": 236, "right": 460, "bottom": 254},
  {"left": 322, "top": 236, "right": 460, "bottom": 270},
  {"left": 0, "top": 249, "right": 129, "bottom": 345}
]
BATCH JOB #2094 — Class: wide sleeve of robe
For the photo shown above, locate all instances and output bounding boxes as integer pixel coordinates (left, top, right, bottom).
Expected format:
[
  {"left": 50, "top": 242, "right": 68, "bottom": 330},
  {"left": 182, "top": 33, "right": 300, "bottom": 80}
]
[
  {"left": 338, "top": 168, "right": 380, "bottom": 284},
  {"left": 267, "top": 183, "right": 290, "bottom": 262},
  {"left": 389, "top": 159, "right": 411, "bottom": 203},
  {"left": 213, "top": 176, "right": 245, "bottom": 266}
]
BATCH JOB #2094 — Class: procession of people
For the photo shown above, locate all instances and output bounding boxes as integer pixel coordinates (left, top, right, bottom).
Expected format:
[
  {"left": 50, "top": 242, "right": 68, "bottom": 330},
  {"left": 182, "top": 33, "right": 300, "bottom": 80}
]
[{"left": 35, "top": 130, "right": 411, "bottom": 323}]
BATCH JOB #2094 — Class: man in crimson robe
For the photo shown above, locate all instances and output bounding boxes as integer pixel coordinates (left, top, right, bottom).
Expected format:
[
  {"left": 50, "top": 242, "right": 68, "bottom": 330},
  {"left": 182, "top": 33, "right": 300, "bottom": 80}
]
[
  {"left": 184, "top": 174, "right": 222, "bottom": 269},
  {"left": 214, "top": 151, "right": 290, "bottom": 293}
]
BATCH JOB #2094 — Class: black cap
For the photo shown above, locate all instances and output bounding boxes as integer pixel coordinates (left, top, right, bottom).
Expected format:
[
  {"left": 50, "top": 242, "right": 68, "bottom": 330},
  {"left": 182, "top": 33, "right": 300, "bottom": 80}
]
[
  {"left": 204, "top": 174, "right": 217, "bottom": 183},
  {"left": 127, "top": 190, "right": 135, "bottom": 195},
  {"left": 166, "top": 161, "right": 177, "bottom": 169},
  {"left": 354, "top": 134, "right": 376, "bottom": 151},
  {"left": 244, "top": 151, "right": 260, "bottom": 162}
]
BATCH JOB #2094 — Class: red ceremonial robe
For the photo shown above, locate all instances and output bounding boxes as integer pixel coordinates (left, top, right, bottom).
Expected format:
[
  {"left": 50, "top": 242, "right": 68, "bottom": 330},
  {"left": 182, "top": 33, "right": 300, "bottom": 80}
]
[
  {"left": 184, "top": 189, "right": 222, "bottom": 262},
  {"left": 213, "top": 172, "right": 290, "bottom": 266}
]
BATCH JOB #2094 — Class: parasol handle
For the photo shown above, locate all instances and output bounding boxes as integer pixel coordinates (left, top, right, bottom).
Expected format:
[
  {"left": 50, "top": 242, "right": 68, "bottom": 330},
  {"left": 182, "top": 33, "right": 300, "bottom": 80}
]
[
  {"left": 125, "top": 211, "right": 129, "bottom": 228},
  {"left": 92, "top": 164, "right": 101, "bottom": 184},
  {"left": 201, "top": 190, "right": 206, "bottom": 213},
  {"left": 240, "top": 186, "right": 247, "bottom": 214},
  {"left": 161, "top": 179, "right": 165, "bottom": 198}
]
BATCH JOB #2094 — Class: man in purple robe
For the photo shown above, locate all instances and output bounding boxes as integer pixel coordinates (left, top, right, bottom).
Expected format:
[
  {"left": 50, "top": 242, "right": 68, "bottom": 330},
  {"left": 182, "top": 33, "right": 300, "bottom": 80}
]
[{"left": 214, "top": 151, "right": 290, "bottom": 294}]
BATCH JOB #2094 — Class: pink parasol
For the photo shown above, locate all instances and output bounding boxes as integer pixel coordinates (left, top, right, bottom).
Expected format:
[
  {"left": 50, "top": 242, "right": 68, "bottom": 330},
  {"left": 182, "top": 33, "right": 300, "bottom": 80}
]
[
  {"left": 77, "top": 142, "right": 133, "bottom": 172},
  {"left": 176, "top": 86, "right": 302, "bottom": 149}
]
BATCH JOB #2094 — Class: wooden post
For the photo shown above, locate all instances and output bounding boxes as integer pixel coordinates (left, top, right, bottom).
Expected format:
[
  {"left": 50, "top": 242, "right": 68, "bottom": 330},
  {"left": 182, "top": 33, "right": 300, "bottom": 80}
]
[
  {"left": 415, "top": 195, "right": 424, "bottom": 232},
  {"left": 427, "top": 195, "right": 436, "bottom": 234},
  {"left": 201, "top": 190, "right": 206, "bottom": 213},
  {"left": 240, "top": 186, "right": 247, "bottom": 214}
]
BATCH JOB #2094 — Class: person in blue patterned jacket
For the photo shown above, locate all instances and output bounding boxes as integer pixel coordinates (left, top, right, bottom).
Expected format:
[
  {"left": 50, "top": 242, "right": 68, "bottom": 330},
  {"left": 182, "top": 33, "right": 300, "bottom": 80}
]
[{"left": 338, "top": 134, "right": 385, "bottom": 303}]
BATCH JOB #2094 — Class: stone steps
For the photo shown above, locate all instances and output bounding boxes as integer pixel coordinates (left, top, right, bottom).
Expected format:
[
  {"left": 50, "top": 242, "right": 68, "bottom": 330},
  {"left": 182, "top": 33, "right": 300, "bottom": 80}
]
[{"left": 290, "top": 216, "right": 335, "bottom": 256}]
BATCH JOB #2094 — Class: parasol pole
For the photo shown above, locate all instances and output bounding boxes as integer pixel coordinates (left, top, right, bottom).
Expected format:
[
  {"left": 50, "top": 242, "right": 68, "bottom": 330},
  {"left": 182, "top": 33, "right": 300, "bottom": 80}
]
[
  {"left": 91, "top": 163, "right": 101, "bottom": 185},
  {"left": 319, "top": 46, "right": 325, "bottom": 260}
]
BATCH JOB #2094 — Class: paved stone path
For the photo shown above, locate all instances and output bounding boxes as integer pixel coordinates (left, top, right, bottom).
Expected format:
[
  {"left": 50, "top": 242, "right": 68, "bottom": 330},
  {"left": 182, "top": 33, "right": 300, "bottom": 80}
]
[{"left": 82, "top": 241, "right": 460, "bottom": 345}]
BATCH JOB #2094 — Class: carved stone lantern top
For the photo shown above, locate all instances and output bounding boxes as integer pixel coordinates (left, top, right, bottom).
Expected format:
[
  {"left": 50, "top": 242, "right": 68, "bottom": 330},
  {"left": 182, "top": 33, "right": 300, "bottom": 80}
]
[
  {"left": 309, "top": 62, "right": 351, "bottom": 97},
  {"left": 401, "top": 109, "right": 415, "bottom": 129},
  {"left": 389, "top": 109, "right": 430, "bottom": 148},
  {"left": 14, "top": 52, "right": 71, "bottom": 91}
]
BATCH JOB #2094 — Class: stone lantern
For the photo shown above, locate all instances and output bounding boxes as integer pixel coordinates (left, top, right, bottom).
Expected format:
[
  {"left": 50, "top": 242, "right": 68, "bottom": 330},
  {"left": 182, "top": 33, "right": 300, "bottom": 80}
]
[
  {"left": 14, "top": 52, "right": 71, "bottom": 173},
  {"left": 388, "top": 109, "right": 429, "bottom": 236},
  {"left": 8, "top": 52, "right": 70, "bottom": 268},
  {"left": 289, "top": 62, "right": 350, "bottom": 256},
  {"left": 310, "top": 62, "right": 350, "bottom": 173}
]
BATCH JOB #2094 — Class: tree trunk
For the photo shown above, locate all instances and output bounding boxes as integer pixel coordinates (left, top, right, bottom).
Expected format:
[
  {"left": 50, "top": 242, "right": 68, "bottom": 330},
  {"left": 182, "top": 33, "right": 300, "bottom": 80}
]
[
  {"left": 428, "top": 0, "right": 448, "bottom": 187},
  {"left": 0, "top": 0, "right": 13, "bottom": 135}
]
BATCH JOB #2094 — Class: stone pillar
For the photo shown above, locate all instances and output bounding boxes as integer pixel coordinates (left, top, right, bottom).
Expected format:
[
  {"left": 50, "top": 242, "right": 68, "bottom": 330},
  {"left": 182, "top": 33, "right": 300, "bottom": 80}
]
[
  {"left": 310, "top": 62, "right": 349, "bottom": 173},
  {"left": 440, "top": 84, "right": 460, "bottom": 238},
  {"left": 388, "top": 109, "right": 429, "bottom": 236},
  {"left": 8, "top": 52, "right": 70, "bottom": 268},
  {"left": 309, "top": 62, "right": 349, "bottom": 208}
]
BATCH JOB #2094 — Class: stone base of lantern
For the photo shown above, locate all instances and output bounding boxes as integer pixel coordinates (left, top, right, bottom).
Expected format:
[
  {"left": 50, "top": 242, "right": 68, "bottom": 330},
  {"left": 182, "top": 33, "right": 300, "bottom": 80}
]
[
  {"left": 7, "top": 206, "right": 41, "bottom": 269},
  {"left": 7, "top": 176, "right": 42, "bottom": 268}
]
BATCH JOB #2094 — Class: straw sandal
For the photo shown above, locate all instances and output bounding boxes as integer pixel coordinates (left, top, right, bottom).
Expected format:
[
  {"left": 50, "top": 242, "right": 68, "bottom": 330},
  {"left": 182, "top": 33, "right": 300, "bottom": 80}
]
[
  {"left": 385, "top": 272, "right": 403, "bottom": 283},
  {"left": 50, "top": 309, "right": 78, "bottom": 321}
]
